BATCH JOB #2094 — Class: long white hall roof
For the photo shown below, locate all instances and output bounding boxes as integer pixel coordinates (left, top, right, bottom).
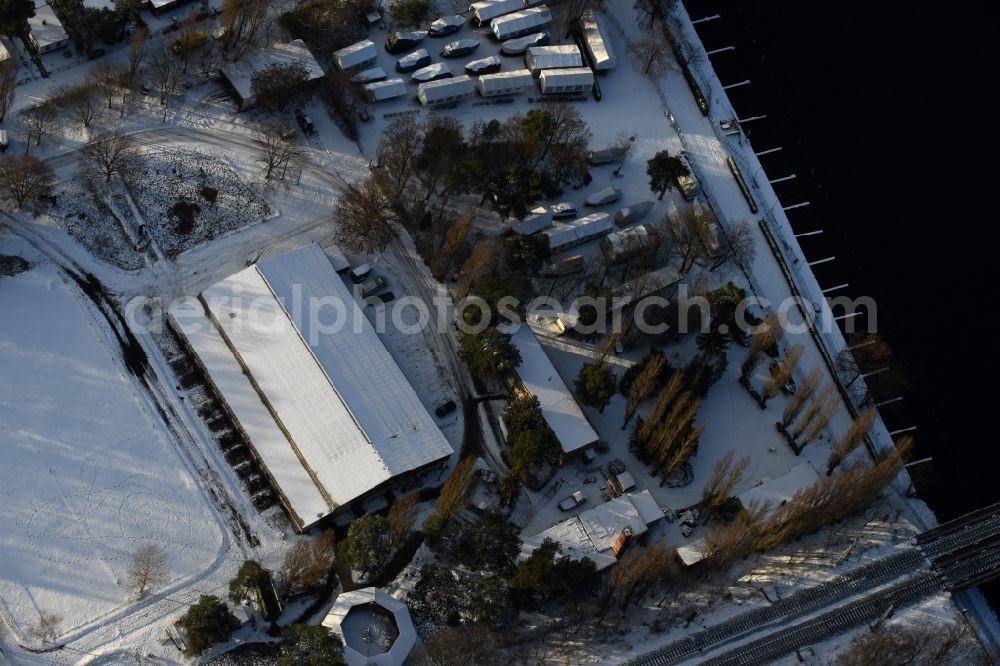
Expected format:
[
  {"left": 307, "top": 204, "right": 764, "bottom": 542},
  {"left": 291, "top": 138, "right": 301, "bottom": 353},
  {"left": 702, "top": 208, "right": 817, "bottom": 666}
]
[{"left": 182, "top": 244, "right": 452, "bottom": 528}]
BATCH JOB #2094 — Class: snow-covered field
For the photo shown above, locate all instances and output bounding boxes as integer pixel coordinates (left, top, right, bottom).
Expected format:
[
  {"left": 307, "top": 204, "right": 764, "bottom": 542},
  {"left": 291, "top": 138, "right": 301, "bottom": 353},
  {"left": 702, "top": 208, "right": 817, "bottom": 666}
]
[{"left": 0, "top": 258, "right": 225, "bottom": 643}]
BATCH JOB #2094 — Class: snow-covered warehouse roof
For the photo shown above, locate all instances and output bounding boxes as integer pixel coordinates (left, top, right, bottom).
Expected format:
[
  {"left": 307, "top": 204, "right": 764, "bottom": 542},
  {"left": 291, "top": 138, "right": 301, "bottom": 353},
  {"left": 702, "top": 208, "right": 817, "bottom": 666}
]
[
  {"left": 168, "top": 298, "right": 330, "bottom": 527},
  {"left": 519, "top": 491, "right": 662, "bottom": 570},
  {"left": 738, "top": 461, "right": 820, "bottom": 513},
  {"left": 333, "top": 39, "right": 377, "bottom": 70},
  {"left": 509, "top": 326, "right": 598, "bottom": 454},
  {"left": 220, "top": 40, "right": 325, "bottom": 107},
  {"left": 175, "top": 244, "right": 452, "bottom": 529},
  {"left": 543, "top": 212, "right": 612, "bottom": 252},
  {"left": 525, "top": 45, "right": 582, "bottom": 74},
  {"left": 580, "top": 9, "right": 616, "bottom": 70},
  {"left": 322, "top": 587, "right": 417, "bottom": 666},
  {"left": 364, "top": 78, "right": 407, "bottom": 102}
]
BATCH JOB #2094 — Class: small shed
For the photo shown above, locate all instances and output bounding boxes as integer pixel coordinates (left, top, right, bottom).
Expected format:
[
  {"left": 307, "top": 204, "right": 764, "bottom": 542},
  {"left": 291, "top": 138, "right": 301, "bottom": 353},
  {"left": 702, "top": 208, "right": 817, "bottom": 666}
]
[
  {"left": 363, "top": 78, "right": 407, "bottom": 102},
  {"left": 525, "top": 45, "right": 582, "bottom": 76},
  {"left": 334, "top": 39, "right": 377, "bottom": 70},
  {"left": 351, "top": 66, "right": 387, "bottom": 83},
  {"left": 417, "top": 75, "right": 474, "bottom": 106},
  {"left": 28, "top": 4, "right": 68, "bottom": 54},
  {"left": 538, "top": 67, "right": 594, "bottom": 94},
  {"left": 477, "top": 69, "right": 533, "bottom": 97}
]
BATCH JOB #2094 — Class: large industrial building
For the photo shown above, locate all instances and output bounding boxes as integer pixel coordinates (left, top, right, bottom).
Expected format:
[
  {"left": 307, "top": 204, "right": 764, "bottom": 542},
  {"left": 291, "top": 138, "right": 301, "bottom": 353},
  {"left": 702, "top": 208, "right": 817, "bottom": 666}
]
[{"left": 169, "top": 244, "right": 453, "bottom": 531}]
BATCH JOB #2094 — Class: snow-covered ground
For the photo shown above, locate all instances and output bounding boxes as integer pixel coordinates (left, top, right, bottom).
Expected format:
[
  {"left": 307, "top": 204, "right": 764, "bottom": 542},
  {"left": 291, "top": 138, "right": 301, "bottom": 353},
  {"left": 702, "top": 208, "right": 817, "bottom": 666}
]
[{"left": 0, "top": 254, "right": 224, "bottom": 644}]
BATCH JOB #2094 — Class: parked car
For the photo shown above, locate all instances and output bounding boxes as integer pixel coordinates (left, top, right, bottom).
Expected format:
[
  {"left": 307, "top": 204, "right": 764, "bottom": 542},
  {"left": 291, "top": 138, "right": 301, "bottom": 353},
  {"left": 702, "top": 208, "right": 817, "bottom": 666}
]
[
  {"left": 294, "top": 108, "right": 314, "bottom": 135},
  {"left": 428, "top": 14, "right": 465, "bottom": 37},
  {"left": 500, "top": 30, "right": 549, "bottom": 56},
  {"left": 613, "top": 200, "right": 656, "bottom": 227},
  {"left": 465, "top": 55, "right": 502, "bottom": 75},
  {"left": 360, "top": 274, "right": 387, "bottom": 297},
  {"left": 441, "top": 38, "right": 480, "bottom": 58},
  {"left": 549, "top": 201, "right": 577, "bottom": 219},
  {"left": 559, "top": 491, "right": 586, "bottom": 511},
  {"left": 585, "top": 186, "right": 622, "bottom": 206},
  {"left": 411, "top": 63, "right": 453, "bottom": 82},
  {"left": 396, "top": 48, "right": 431, "bottom": 73},
  {"left": 385, "top": 30, "right": 428, "bottom": 54},
  {"left": 434, "top": 400, "right": 457, "bottom": 417}
]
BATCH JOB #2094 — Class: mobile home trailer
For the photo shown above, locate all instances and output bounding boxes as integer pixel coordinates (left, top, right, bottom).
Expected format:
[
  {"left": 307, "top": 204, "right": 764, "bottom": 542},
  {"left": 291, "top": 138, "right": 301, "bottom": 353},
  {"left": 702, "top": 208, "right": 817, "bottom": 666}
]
[
  {"left": 333, "top": 39, "right": 377, "bottom": 70},
  {"left": 417, "top": 75, "right": 475, "bottom": 105},
  {"left": 525, "top": 45, "right": 582, "bottom": 76},
  {"left": 544, "top": 212, "right": 612, "bottom": 252},
  {"left": 477, "top": 69, "right": 534, "bottom": 97},
  {"left": 580, "top": 9, "right": 616, "bottom": 71},
  {"left": 363, "top": 78, "right": 407, "bottom": 102},
  {"left": 538, "top": 67, "right": 594, "bottom": 94},
  {"left": 470, "top": 0, "right": 522, "bottom": 25},
  {"left": 490, "top": 6, "right": 552, "bottom": 40}
]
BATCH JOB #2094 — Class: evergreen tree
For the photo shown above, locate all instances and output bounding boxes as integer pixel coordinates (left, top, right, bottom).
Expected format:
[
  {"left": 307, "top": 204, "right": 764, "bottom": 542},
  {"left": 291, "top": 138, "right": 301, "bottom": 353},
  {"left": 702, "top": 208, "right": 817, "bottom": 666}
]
[
  {"left": 646, "top": 150, "right": 689, "bottom": 200},
  {"left": 574, "top": 362, "right": 616, "bottom": 412},
  {"left": 181, "top": 595, "right": 239, "bottom": 654},
  {"left": 277, "top": 624, "right": 346, "bottom": 666},
  {"left": 345, "top": 513, "right": 389, "bottom": 581}
]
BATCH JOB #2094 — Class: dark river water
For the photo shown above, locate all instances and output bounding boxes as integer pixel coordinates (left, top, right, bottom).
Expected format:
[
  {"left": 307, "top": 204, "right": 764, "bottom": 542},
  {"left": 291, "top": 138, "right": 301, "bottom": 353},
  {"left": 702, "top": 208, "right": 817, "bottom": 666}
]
[{"left": 683, "top": 0, "right": 999, "bottom": 608}]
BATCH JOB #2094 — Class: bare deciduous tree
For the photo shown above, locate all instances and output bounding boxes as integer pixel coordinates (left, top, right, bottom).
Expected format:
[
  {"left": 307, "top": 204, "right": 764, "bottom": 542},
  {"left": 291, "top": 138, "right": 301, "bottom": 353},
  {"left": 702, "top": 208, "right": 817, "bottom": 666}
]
[
  {"left": 826, "top": 409, "right": 876, "bottom": 475},
  {"left": 762, "top": 343, "right": 803, "bottom": 405},
  {"left": 90, "top": 61, "right": 126, "bottom": 110},
  {"left": 701, "top": 450, "right": 749, "bottom": 521},
  {"left": 433, "top": 456, "right": 477, "bottom": 525},
  {"left": 279, "top": 530, "right": 335, "bottom": 597},
  {"left": 612, "top": 132, "right": 636, "bottom": 175},
  {"left": 791, "top": 382, "right": 834, "bottom": 441},
  {"left": 622, "top": 352, "right": 666, "bottom": 428},
  {"left": 219, "top": 0, "right": 267, "bottom": 61},
  {"left": 0, "top": 154, "right": 55, "bottom": 210},
  {"left": 630, "top": 23, "right": 672, "bottom": 77},
  {"left": 797, "top": 392, "right": 839, "bottom": 449},
  {"left": 53, "top": 83, "right": 100, "bottom": 129},
  {"left": 831, "top": 618, "right": 987, "bottom": 666},
  {"left": 0, "top": 56, "right": 16, "bottom": 123},
  {"left": 126, "top": 28, "right": 150, "bottom": 85},
  {"left": 149, "top": 43, "right": 183, "bottom": 119},
  {"left": 376, "top": 114, "right": 423, "bottom": 204},
  {"left": 782, "top": 368, "right": 821, "bottom": 427},
  {"left": 661, "top": 200, "right": 722, "bottom": 274},
  {"left": 18, "top": 101, "right": 56, "bottom": 150},
  {"left": 81, "top": 131, "right": 139, "bottom": 183},
  {"left": 29, "top": 611, "right": 62, "bottom": 645},
  {"left": 332, "top": 174, "right": 396, "bottom": 254},
  {"left": 717, "top": 220, "right": 757, "bottom": 269},
  {"left": 254, "top": 123, "right": 303, "bottom": 182},
  {"left": 386, "top": 491, "right": 419, "bottom": 551},
  {"left": 601, "top": 542, "right": 676, "bottom": 613},
  {"left": 127, "top": 543, "right": 168, "bottom": 599},
  {"left": 740, "top": 311, "right": 782, "bottom": 380}
]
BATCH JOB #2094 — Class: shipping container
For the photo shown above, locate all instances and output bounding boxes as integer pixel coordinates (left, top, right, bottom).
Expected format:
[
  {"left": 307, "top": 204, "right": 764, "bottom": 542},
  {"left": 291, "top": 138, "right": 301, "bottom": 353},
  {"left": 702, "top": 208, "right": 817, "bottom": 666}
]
[
  {"left": 417, "top": 75, "right": 475, "bottom": 105},
  {"left": 477, "top": 68, "right": 533, "bottom": 96}
]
